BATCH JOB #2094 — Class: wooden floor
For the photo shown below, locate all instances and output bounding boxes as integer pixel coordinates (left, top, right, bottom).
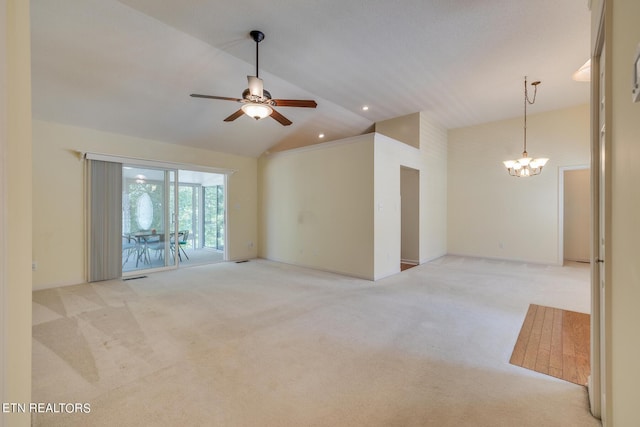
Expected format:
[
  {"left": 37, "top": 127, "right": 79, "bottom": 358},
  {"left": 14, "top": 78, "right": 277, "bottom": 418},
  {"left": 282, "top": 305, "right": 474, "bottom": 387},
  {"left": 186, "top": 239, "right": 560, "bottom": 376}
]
[
  {"left": 400, "top": 263, "right": 417, "bottom": 271},
  {"left": 510, "top": 304, "right": 590, "bottom": 386}
]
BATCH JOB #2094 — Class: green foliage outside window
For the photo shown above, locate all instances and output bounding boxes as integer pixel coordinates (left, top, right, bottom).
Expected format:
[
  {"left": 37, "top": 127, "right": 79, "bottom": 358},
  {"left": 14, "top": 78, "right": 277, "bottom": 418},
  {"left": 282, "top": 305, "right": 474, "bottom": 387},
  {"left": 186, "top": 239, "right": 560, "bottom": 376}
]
[
  {"left": 204, "top": 186, "right": 224, "bottom": 250},
  {"left": 124, "top": 181, "right": 165, "bottom": 233}
]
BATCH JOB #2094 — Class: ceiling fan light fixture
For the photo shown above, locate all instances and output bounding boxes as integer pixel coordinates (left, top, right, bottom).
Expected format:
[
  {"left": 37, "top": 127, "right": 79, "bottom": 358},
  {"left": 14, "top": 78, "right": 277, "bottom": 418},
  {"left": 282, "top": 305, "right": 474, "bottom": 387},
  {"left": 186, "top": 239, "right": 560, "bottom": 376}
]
[{"left": 241, "top": 103, "right": 272, "bottom": 120}]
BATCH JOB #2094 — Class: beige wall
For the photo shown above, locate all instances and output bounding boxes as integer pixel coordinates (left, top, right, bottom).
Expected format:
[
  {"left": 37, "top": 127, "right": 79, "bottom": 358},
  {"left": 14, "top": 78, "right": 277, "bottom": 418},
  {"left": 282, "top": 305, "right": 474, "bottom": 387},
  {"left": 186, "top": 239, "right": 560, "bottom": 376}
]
[
  {"left": 607, "top": 0, "right": 640, "bottom": 424},
  {"left": 32, "top": 120, "right": 258, "bottom": 290},
  {"left": 563, "top": 168, "right": 590, "bottom": 262},
  {"left": 259, "top": 135, "right": 375, "bottom": 278},
  {"left": 2, "top": 0, "right": 32, "bottom": 425},
  {"left": 259, "top": 113, "right": 447, "bottom": 281},
  {"left": 448, "top": 104, "right": 590, "bottom": 264},
  {"left": 376, "top": 112, "right": 420, "bottom": 149}
]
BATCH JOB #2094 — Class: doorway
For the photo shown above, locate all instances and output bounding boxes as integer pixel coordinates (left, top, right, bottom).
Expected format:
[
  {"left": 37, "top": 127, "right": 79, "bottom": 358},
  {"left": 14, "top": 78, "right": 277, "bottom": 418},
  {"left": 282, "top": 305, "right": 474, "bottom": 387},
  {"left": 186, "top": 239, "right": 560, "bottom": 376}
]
[
  {"left": 175, "top": 170, "right": 226, "bottom": 267},
  {"left": 561, "top": 167, "right": 590, "bottom": 264},
  {"left": 122, "top": 165, "right": 178, "bottom": 273},
  {"left": 400, "top": 166, "right": 419, "bottom": 269},
  {"left": 122, "top": 168, "right": 227, "bottom": 273}
]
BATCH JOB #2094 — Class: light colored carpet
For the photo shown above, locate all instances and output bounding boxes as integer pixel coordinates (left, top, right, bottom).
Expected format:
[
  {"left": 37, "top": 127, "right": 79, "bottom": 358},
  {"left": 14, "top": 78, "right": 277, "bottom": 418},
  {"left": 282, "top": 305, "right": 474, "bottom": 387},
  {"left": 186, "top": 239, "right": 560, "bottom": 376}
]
[{"left": 32, "top": 256, "right": 601, "bottom": 426}]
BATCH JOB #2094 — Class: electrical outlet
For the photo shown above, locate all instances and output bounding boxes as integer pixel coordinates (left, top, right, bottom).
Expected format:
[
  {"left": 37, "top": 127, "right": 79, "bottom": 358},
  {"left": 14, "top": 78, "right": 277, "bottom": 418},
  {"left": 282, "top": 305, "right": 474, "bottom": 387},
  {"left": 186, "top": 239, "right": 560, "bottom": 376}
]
[{"left": 32, "top": 261, "right": 37, "bottom": 271}]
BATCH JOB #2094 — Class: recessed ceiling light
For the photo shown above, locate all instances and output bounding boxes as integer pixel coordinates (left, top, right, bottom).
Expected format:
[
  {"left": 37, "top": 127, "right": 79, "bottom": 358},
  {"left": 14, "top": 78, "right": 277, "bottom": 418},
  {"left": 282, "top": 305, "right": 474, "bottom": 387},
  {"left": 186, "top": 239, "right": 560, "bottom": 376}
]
[
  {"left": 318, "top": 133, "right": 325, "bottom": 139},
  {"left": 362, "top": 106, "right": 369, "bottom": 111}
]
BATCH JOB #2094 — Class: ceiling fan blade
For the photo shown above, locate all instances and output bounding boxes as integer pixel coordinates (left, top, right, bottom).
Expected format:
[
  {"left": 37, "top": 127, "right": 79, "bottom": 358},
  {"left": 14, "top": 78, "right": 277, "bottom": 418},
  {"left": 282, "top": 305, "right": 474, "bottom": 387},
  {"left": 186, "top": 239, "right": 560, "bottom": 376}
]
[
  {"left": 190, "top": 94, "right": 243, "bottom": 102},
  {"left": 223, "top": 109, "right": 245, "bottom": 122},
  {"left": 272, "top": 99, "right": 317, "bottom": 108},
  {"left": 270, "top": 109, "right": 292, "bottom": 126},
  {"left": 247, "top": 76, "right": 264, "bottom": 98}
]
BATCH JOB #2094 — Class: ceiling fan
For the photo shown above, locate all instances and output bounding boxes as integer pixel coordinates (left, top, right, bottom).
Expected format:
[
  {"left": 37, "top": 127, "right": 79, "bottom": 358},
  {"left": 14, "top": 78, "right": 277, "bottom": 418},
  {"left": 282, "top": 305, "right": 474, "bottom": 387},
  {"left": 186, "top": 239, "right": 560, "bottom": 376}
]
[{"left": 190, "top": 30, "right": 317, "bottom": 126}]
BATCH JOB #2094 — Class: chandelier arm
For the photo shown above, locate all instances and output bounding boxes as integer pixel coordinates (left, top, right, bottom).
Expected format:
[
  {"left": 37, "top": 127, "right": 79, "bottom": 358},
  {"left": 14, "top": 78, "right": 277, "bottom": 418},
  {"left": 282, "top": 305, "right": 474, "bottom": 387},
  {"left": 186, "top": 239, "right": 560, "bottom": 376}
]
[{"left": 525, "top": 83, "right": 538, "bottom": 104}]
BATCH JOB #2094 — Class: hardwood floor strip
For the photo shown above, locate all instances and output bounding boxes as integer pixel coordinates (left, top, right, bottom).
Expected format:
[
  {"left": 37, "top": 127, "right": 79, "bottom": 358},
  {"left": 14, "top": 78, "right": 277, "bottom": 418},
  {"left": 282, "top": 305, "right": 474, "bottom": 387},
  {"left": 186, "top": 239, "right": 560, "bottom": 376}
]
[
  {"left": 549, "top": 308, "right": 564, "bottom": 378},
  {"left": 565, "top": 310, "right": 590, "bottom": 385},
  {"left": 534, "top": 306, "right": 555, "bottom": 374},
  {"left": 522, "top": 305, "right": 545, "bottom": 370},
  {"left": 400, "top": 263, "right": 417, "bottom": 271},
  {"left": 510, "top": 304, "right": 538, "bottom": 366},
  {"left": 510, "top": 304, "right": 590, "bottom": 386}
]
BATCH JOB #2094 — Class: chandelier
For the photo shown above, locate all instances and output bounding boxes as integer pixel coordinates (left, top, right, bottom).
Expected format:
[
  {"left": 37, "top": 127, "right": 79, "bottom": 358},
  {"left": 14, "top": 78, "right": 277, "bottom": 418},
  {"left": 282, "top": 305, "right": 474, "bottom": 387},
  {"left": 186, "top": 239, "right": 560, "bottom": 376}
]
[{"left": 503, "top": 77, "right": 549, "bottom": 177}]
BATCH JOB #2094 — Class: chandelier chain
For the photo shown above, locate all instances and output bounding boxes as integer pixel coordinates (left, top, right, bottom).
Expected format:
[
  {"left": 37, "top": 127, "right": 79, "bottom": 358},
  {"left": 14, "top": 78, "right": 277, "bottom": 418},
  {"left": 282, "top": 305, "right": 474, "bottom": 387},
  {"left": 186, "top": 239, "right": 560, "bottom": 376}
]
[{"left": 523, "top": 76, "right": 539, "bottom": 154}]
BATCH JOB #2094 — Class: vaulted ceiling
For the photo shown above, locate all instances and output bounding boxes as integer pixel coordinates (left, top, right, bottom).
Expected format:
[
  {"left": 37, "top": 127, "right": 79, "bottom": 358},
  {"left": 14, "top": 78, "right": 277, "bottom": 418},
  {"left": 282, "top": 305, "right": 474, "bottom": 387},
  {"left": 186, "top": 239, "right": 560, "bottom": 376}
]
[{"left": 30, "top": 0, "right": 591, "bottom": 158}]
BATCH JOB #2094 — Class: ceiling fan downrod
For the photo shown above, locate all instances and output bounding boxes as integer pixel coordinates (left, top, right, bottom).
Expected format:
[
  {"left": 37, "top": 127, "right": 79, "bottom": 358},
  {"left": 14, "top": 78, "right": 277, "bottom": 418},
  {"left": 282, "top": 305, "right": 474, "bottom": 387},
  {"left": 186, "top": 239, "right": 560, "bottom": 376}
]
[{"left": 250, "top": 30, "right": 265, "bottom": 78}]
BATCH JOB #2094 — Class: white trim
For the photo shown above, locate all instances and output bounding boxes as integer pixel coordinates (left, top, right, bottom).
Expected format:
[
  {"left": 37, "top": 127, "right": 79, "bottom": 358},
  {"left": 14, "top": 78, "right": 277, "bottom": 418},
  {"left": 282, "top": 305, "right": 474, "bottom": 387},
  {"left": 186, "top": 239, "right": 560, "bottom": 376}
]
[
  {"left": 223, "top": 174, "right": 229, "bottom": 262},
  {"left": 262, "top": 256, "right": 374, "bottom": 281},
  {"left": 557, "top": 164, "right": 590, "bottom": 266},
  {"left": 376, "top": 132, "right": 422, "bottom": 154},
  {"left": 263, "top": 132, "right": 422, "bottom": 160},
  {"left": 81, "top": 151, "right": 237, "bottom": 175},
  {"left": 446, "top": 251, "right": 559, "bottom": 267}
]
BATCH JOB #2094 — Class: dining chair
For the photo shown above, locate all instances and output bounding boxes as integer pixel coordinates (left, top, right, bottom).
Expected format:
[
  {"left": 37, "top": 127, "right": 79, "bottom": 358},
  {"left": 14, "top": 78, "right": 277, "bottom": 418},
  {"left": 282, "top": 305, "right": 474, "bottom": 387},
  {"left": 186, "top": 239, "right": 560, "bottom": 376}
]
[
  {"left": 177, "top": 230, "right": 190, "bottom": 261},
  {"left": 122, "top": 234, "right": 139, "bottom": 267},
  {"left": 145, "top": 233, "right": 166, "bottom": 262}
]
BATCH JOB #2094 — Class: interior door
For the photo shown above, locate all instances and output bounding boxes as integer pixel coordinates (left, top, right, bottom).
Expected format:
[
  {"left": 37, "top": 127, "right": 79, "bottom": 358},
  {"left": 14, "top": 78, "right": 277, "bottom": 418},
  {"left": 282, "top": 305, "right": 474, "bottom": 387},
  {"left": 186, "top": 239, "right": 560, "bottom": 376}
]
[
  {"left": 597, "top": 44, "right": 607, "bottom": 420},
  {"left": 589, "top": 44, "right": 606, "bottom": 420}
]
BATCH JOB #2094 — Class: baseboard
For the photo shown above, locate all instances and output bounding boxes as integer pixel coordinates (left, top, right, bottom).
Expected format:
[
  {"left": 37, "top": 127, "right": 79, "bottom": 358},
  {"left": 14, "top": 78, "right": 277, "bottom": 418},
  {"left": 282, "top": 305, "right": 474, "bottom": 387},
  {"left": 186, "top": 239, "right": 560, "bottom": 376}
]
[
  {"left": 445, "top": 252, "right": 560, "bottom": 266},
  {"left": 32, "top": 278, "right": 87, "bottom": 291},
  {"left": 260, "top": 256, "right": 374, "bottom": 281}
]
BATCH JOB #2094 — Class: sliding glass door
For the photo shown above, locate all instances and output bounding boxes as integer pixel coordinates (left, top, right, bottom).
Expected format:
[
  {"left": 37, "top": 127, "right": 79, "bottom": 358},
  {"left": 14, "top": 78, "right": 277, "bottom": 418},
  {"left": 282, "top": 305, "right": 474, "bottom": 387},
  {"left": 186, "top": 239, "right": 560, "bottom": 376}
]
[
  {"left": 122, "top": 165, "right": 177, "bottom": 273},
  {"left": 204, "top": 184, "right": 225, "bottom": 251},
  {"left": 86, "top": 154, "right": 230, "bottom": 281}
]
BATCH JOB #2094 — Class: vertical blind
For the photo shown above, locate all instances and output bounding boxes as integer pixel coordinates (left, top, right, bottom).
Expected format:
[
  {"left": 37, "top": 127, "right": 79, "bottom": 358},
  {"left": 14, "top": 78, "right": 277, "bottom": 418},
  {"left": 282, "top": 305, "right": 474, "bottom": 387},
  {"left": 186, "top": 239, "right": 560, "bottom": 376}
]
[{"left": 88, "top": 160, "right": 122, "bottom": 282}]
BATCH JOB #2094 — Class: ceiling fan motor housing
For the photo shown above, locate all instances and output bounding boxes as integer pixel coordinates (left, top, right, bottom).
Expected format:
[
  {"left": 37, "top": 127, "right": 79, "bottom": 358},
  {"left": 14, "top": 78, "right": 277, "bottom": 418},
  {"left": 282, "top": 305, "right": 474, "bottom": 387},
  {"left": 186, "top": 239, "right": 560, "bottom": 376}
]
[{"left": 242, "top": 88, "right": 272, "bottom": 103}]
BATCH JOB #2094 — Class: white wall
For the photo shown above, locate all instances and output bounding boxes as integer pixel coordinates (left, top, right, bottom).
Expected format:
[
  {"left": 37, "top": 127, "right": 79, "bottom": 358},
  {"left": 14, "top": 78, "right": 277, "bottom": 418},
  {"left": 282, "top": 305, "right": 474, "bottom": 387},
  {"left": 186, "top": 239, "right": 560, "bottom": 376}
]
[
  {"left": 448, "top": 104, "right": 590, "bottom": 264},
  {"left": 372, "top": 112, "right": 447, "bottom": 276},
  {"left": 420, "top": 113, "right": 448, "bottom": 261},
  {"left": 607, "top": 0, "right": 640, "bottom": 424},
  {"left": 258, "top": 135, "right": 375, "bottom": 279},
  {"left": 32, "top": 120, "right": 258, "bottom": 290},
  {"left": 373, "top": 135, "right": 404, "bottom": 279},
  {"left": 1, "top": 1, "right": 32, "bottom": 425},
  {"left": 563, "top": 168, "right": 590, "bottom": 262}
]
